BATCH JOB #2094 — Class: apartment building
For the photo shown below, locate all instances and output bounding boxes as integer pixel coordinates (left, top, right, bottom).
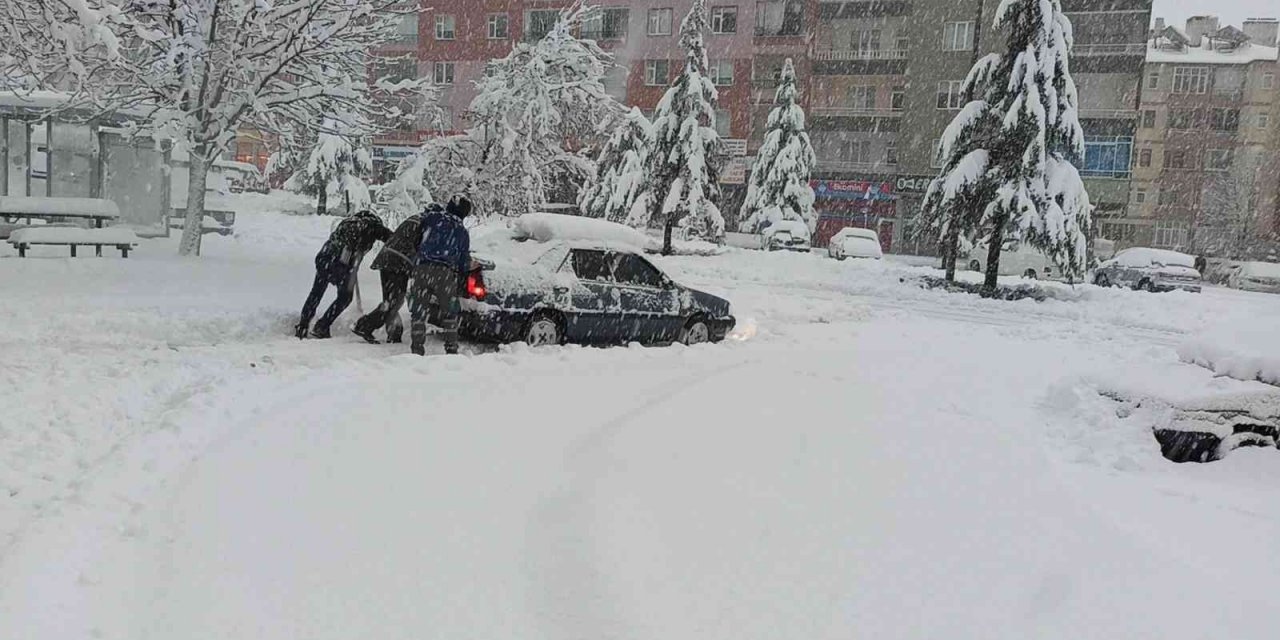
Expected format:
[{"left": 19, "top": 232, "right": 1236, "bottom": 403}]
[{"left": 1121, "top": 16, "right": 1280, "bottom": 258}]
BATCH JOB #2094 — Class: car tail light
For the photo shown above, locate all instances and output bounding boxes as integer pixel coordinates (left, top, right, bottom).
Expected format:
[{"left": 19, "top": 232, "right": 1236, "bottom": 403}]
[{"left": 466, "top": 272, "right": 486, "bottom": 301}]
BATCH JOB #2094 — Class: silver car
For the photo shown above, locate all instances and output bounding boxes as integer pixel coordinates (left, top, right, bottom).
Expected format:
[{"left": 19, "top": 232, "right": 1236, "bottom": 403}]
[
  {"left": 1227, "top": 261, "right": 1280, "bottom": 294},
  {"left": 1092, "top": 248, "right": 1202, "bottom": 293}
]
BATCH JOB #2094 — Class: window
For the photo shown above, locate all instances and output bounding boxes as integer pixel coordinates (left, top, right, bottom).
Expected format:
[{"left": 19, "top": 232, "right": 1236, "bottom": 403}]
[
  {"left": 1262, "top": 113, "right": 1272, "bottom": 130},
  {"left": 1209, "top": 108, "right": 1239, "bottom": 132},
  {"left": 943, "top": 22, "right": 974, "bottom": 51},
  {"left": 648, "top": 8, "right": 673, "bottom": 36},
  {"left": 886, "top": 142, "right": 898, "bottom": 166},
  {"left": 1135, "top": 189, "right": 1147, "bottom": 204},
  {"left": 936, "top": 81, "right": 964, "bottom": 109},
  {"left": 1146, "top": 69, "right": 1160, "bottom": 90},
  {"left": 1138, "top": 148, "right": 1152, "bottom": 167},
  {"left": 434, "top": 14, "right": 455, "bottom": 40},
  {"left": 849, "top": 85, "right": 875, "bottom": 110},
  {"left": 1172, "top": 66, "right": 1210, "bottom": 94},
  {"left": 376, "top": 58, "right": 417, "bottom": 83},
  {"left": 710, "top": 6, "right": 738, "bottom": 34},
  {"left": 710, "top": 60, "right": 734, "bottom": 86},
  {"left": 433, "top": 62, "right": 455, "bottom": 84},
  {"left": 895, "top": 34, "right": 910, "bottom": 53},
  {"left": 844, "top": 139, "right": 873, "bottom": 163},
  {"left": 1163, "top": 149, "right": 1191, "bottom": 169},
  {"left": 1141, "top": 110, "right": 1156, "bottom": 128},
  {"left": 644, "top": 59, "right": 670, "bottom": 85},
  {"left": 571, "top": 250, "right": 612, "bottom": 282},
  {"left": 1263, "top": 73, "right": 1276, "bottom": 90},
  {"left": 1169, "top": 108, "right": 1200, "bottom": 130},
  {"left": 890, "top": 86, "right": 905, "bottom": 111},
  {"left": 527, "top": 10, "right": 559, "bottom": 41},
  {"left": 1082, "top": 136, "right": 1133, "bottom": 178},
  {"left": 1154, "top": 221, "right": 1188, "bottom": 248},
  {"left": 393, "top": 15, "right": 418, "bottom": 44},
  {"left": 584, "top": 7, "right": 629, "bottom": 40},
  {"left": 487, "top": 14, "right": 509, "bottom": 39},
  {"left": 851, "top": 29, "right": 881, "bottom": 53},
  {"left": 714, "top": 109, "right": 731, "bottom": 137},
  {"left": 613, "top": 254, "right": 665, "bottom": 288},
  {"left": 1205, "top": 148, "right": 1232, "bottom": 171}
]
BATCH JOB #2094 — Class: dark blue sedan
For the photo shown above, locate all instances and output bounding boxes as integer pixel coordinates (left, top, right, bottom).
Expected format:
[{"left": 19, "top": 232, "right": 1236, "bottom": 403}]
[{"left": 459, "top": 244, "right": 735, "bottom": 347}]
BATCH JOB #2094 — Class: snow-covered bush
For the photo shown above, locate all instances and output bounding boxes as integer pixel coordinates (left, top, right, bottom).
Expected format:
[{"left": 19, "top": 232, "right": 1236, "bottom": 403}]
[
  {"left": 284, "top": 120, "right": 373, "bottom": 216},
  {"left": 578, "top": 108, "right": 651, "bottom": 222},
  {"left": 920, "top": 0, "right": 1092, "bottom": 288},
  {"left": 631, "top": 0, "right": 724, "bottom": 254},
  {"left": 739, "top": 58, "right": 815, "bottom": 235}
]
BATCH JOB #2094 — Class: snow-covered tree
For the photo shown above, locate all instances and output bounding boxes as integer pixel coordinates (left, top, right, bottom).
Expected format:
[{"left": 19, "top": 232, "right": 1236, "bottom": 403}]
[
  {"left": 739, "top": 58, "right": 815, "bottom": 234},
  {"left": 377, "top": 150, "right": 435, "bottom": 225},
  {"left": 284, "top": 119, "right": 373, "bottom": 216},
  {"left": 463, "top": 2, "right": 619, "bottom": 217},
  {"left": 578, "top": 107, "right": 651, "bottom": 221},
  {"left": 5, "top": 1, "right": 425, "bottom": 256},
  {"left": 920, "top": 0, "right": 1092, "bottom": 288},
  {"left": 632, "top": 0, "right": 724, "bottom": 254},
  {"left": 0, "top": 0, "right": 123, "bottom": 92}
]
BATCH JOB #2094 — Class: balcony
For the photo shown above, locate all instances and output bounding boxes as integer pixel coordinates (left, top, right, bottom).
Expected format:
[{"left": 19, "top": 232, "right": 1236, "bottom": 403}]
[
  {"left": 813, "top": 49, "right": 908, "bottom": 61},
  {"left": 812, "top": 107, "right": 904, "bottom": 118},
  {"left": 816, "top": 160, "right": 896, "bottom": 174},
  {"left": 1071, "top": 43, "right": 1147, "bottom": 57}
]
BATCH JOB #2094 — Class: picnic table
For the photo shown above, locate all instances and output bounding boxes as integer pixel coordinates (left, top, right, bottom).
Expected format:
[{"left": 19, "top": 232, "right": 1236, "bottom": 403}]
[
  {"left": 9, "top": 226, "right": 139, "bottom": 258},
  {"left": 0, "top": 196, "right": 120, "bottom": 228},
  {"left": 0, "top": 196, "right": 123, "bottom": 256}
]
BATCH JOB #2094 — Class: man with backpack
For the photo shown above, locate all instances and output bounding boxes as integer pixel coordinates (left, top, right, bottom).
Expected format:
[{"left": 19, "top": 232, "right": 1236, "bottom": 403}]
[
  {"left": 295, "top": 210, "right": 391, "bottom": 339},
  {"left": 409, "top": 196, "right": 472, "bottom": 356},
  {"left": 350, "top": 204, "right": 441, "bottom": 344}
]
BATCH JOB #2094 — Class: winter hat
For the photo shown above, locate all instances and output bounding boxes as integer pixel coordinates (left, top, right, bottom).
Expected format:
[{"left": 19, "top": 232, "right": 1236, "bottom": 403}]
[{"left": 447, "top": 195, "right": 473, "bottom": 219}]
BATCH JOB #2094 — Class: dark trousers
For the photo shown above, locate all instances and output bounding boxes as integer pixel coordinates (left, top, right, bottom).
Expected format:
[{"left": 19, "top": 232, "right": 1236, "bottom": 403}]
[
  {"left": 353, "top": 270, "right": 410, "bottom": 341},
  {"left": 299, "top": 267, "right": 355, "bottom": 331},
  {"left": 409, "top": 262, "right": 461, "bottom": 350}
]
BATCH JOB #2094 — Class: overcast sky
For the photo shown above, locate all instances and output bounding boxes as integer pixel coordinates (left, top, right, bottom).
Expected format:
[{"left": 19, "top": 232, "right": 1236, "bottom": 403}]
[{"left": 1152, "top": 0, "right": 1277, "bottom": 28}]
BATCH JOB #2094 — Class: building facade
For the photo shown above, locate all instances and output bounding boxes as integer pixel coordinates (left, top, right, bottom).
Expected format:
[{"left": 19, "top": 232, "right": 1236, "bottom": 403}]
[{"left": 1121, "top": 17, "right": 1280, "bottom": 258}]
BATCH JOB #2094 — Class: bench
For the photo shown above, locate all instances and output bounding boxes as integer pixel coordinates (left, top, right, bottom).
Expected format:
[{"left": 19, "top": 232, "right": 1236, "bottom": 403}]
[
  {"left": 0, "top": 196, "right": 123, "bottom": 255},
  {"left": 8, "top": 227, "right": 139, "bottom": 258}
]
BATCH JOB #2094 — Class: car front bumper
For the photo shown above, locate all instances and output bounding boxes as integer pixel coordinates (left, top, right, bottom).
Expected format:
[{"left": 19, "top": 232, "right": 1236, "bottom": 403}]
[
  {"left": 709, "top": 315, "right": 736, "bottom": 338},
  {"left": 1156, "top": 280, "right": 1202, "bottom": 293}
]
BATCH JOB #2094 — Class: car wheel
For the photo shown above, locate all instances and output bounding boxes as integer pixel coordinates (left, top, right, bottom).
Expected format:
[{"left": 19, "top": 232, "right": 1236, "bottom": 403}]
[
  {"left": 1137, "top": 279, "right": 1155, "bottom": 292},
  {"left": 1094, "top": 273, "right": 1110, "bottom": 287},
  {"left": 523, "top": 311, "right": 563, "bottom": 347},
  {"left": 836, "top": 254, "right": 847, "bottom": 261},
  {"left": 679, "top": 318, "right": 711, "bottom": 346},
  {"left": 1023, "top": 268, "right": 1038, "bottom": 279},
  {"left": 969, "top": 260, "right": 982, "bottom": 272}
]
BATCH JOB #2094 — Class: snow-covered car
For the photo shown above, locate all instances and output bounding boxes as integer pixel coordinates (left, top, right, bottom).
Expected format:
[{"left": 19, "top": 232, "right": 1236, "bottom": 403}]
[
  {"left": 966, "top": 242, "right": 1055, "bottom": 279},
  {"left": 1092, "top": 248, "right": 1202, "bottom": 293},
  {"left": 762, "top": 219, "right": 811, "bottom": 252},
  {"left": 827, "top": 227, "right": 883, "bottom": 260},
  {"left": 1227, "top": 261, "right": 1280, "bottom": 294},
  {"left": 460, "top": 243, "right": 736, "bottom": 347}
]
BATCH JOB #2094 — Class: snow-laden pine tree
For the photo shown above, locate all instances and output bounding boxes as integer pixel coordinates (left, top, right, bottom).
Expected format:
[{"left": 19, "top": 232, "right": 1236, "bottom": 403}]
[
  {"left": 378, "top": 150, "right": 435, "bottom": 226},
  {"left": 284, "top": 120, "right": 373, "bottom": 216},
  {"left": 464, "top": 2, "right": 619, "bottom": 217},
  {"left": 920, "top": 0, "right": 1092, "bottom": 289},
  {"left": 578, "top": 107, "right": 651, "bottom": 221},
  {"left": 631, "top": 0, "right": 724, "bottom": 254},
  {"left": 3, "top": 1, "right": 425, "bottom": 256},
  {"left": 739, "top": 58, "right": 815, "bottom": 234}
]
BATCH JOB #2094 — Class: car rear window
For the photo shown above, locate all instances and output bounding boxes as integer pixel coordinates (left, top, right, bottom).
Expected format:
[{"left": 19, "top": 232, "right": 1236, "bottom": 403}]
[{"left": 571, "top": 249, "right": 613, "bottom": 282}]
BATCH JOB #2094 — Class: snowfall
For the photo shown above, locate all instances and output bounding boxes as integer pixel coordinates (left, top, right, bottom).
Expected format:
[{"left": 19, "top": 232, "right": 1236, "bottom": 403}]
[{"left": 3, "top": 195, "right": 1280, "bottom": 639}]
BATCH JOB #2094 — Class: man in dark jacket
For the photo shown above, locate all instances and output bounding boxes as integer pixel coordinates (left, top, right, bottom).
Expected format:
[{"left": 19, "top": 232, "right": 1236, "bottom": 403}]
[
  {"left": 350, "top": 204, "right": 442, "bottom": 343},
  {"left": 409, "top": 195, "right": 472, "bottom": 355},
  {"left": 296, "top": 210, "right": 391, "bottom": 339}
]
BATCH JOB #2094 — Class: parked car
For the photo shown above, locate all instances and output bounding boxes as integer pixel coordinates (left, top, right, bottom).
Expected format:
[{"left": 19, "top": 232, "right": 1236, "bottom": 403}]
[
  {"left": 459, "top": 243, "right": 736, "bottom": 347},
  {"left": 1227, "top": 261, "right": 1280, "bottom": 294},
  {"left": 762, "top": 219, "right": 811, "bottom": 252},
  {"left": 828, "top": 227, "right": 883, "bottom": 260},
  {"left": 1092, "top": 248, "right": 1202, "bottom": 293},
  {"left": 966, "top": 242, "right": 1055, "bottom": 279}
]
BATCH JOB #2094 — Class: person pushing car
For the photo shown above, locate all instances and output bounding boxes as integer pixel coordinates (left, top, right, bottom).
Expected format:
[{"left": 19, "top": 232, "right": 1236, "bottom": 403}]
[
  {"left": 295, "top": 209, "right": 391, "bottom": 339},
  {"left": 350, "top": 203, "right": 441, "bottom": 344},
  {"left": 409, "top": 195, "right": 472, "bottom": 355}
]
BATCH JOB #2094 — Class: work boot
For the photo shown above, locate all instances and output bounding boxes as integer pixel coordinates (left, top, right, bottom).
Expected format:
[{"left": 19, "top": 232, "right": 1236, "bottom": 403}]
[
  {"left": 310, "top": 325, "right": 332, "bottom": 339},
  {"left": 294, "top": 323, "right": 309, "bottom": 339},
  {"left": 411, "top": 344, "right": 425, "bottom": 356},
  {"left": 351, "top": 327, "right": 379, "bottom": 344}
]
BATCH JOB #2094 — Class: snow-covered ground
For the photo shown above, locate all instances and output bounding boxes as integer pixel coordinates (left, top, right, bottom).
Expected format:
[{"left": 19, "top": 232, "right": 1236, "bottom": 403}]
[{"left": 3, "top": 206, "right": 1280, "bottom": 639}]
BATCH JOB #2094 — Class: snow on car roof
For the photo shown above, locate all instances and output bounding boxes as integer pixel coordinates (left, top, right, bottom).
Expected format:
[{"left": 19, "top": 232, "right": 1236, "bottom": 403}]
[
  {"left": 763, "top": 219, "right": 810, "bottom": 237},
  {"left": 835, "top": 227, "right": 878, "bottom": 240},
  {"left": 1240, "top": 261, "right": 1280, "bottom": 278},
  {"left": 1114, "top": 248, "right": 1196, "bottom": 268}
]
